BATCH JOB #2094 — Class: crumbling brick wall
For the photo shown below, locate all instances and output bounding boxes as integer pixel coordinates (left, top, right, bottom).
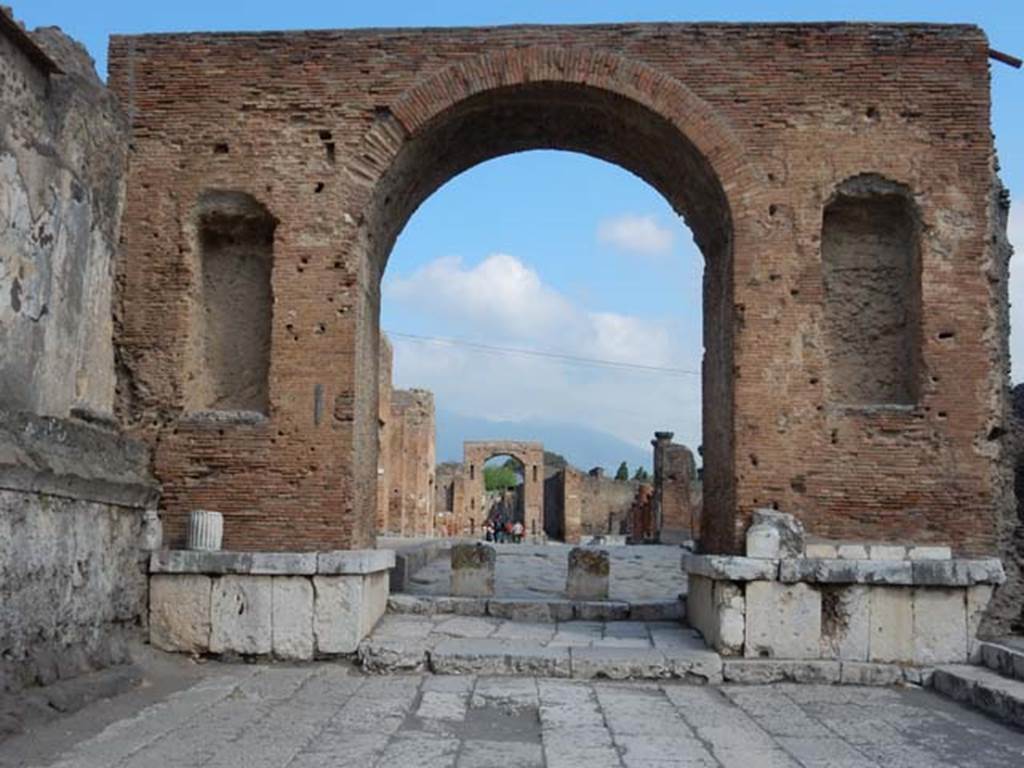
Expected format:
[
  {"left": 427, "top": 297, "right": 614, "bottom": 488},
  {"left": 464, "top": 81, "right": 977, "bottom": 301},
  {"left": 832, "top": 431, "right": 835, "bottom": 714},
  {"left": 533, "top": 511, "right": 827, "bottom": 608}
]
[
  {"left": 387, "top": 389, "right": 436, "bottom": 537},
  {"left": 107, "top": 23, "right": 1009, "bottom": 561}
]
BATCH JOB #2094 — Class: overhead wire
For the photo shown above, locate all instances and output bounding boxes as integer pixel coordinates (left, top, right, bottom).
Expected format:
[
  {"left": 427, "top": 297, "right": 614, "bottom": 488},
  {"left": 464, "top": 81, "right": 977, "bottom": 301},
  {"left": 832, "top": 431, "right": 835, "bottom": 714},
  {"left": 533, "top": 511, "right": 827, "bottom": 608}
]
[{"left": 385, "top": 330, "right": 701, "bottom": 377}]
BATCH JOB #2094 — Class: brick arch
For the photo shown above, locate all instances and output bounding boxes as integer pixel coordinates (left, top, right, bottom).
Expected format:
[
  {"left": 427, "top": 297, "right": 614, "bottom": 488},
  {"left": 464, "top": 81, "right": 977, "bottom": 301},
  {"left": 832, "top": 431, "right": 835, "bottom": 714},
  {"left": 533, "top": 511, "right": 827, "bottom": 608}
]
[
  {"left": 350, "top": 44, "right": 750, "bottom": 551},
  {"left": 346, "top": 45, "right": 754, "bottom": 258}
]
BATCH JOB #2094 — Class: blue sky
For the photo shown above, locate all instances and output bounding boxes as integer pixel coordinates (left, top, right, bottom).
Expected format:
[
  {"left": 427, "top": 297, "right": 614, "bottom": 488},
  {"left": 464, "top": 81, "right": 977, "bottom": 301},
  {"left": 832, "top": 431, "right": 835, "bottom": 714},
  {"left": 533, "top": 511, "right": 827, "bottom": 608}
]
[{"left": 18, "top": 1, "right": 1024, "bottom": 467}]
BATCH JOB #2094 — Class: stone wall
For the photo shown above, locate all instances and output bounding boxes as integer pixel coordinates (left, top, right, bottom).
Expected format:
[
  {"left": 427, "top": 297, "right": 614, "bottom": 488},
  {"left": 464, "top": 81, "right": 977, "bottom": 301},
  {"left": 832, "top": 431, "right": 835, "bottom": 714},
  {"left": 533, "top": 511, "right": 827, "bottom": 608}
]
[
  {"left": 0, "top": 17, "right": 127, "bottom": 419},
  {"left": 0, "top": 16, "right": 159, "bottom": 693},
  {"left": 0, "top": 410, "right": 158, "bottom": 693}
]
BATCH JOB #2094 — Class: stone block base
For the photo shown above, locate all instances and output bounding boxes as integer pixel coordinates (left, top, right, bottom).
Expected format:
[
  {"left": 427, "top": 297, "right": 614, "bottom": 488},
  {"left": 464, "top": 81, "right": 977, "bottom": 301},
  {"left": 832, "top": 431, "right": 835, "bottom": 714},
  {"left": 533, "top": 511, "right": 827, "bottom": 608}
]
[
  {"left": 149, "top": 550, "right": 394, "bottom": 659},
  {"left": 685, "top": 551, "right": 1002, "bottom": 666}
]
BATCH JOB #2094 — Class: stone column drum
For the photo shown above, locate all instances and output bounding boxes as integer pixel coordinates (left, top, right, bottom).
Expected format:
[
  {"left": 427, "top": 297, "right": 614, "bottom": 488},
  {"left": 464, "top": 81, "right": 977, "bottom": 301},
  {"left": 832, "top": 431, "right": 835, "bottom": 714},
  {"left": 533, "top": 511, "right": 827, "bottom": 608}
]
[
  {"left": 567, "top": 547, "right": 610, "bottom": 600},
  {"left": 188, "top": 510, "right": 223, "bottom": 551},
  {"left": 450, "top": 543, "right": 496, "bottom": 597}
]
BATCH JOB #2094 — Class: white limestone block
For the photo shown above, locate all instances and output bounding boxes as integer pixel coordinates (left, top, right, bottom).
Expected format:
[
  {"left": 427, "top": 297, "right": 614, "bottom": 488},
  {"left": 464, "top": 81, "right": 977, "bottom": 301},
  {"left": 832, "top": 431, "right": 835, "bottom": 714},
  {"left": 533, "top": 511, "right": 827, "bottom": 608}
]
[
  {"left": 912, "top": 588, "right": 967, "bottom": 665},
  {"left": 868, "top": 544, "right": 907, "bottom": 561},
  {"left": 836, "top": 543, "right": 869, "bottom": 560},
  {"left": 272, "top": 577, "right": 314, "bottom": 660},
  {"left": 716, "top": 582, "right": 746, "bottom": 653},
  {"left": 804, "top": 542, "right": 838, "bottom": 559},
  {"left": 967, "top": 584, "right": 995, "bottom": 662},
  {"left": 745, "top": 581, "right": 821, "bottom": 659},
  {"left": 150, "top": 574, "right": 211, "bottom": 654},
  {"left": 313, "top": 575, "right": 362, "bottom": 654},
  {"left": 908, "top": 545, "right": 952, "bottom": 561},
  {"left": 819, "top": 585, "right": 869, "bottom": 661},
  {"left": 210, "top": 575, "right": 272, "bottom": 655},
  {"left": 746, "top": 522, "right": 781, "bottom": 559},
  {"left": 868, "top": 586, "right": 913, "bottom": 663},
  {"left": 750, "top": 509, "right": 804, "bottom": 558}
]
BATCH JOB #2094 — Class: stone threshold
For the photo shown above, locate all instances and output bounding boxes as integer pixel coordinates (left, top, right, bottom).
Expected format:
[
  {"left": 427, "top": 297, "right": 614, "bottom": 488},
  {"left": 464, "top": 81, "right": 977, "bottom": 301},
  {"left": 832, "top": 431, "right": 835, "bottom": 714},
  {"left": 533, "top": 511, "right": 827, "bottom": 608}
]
[
  {"left": 359, "top": 635, "right": 722, "bottom": 683},
  {"left": 150, "top": 548, "right": 395, "bottom": 575},
  {"left": 388, "top": 593, "right": 684, "bottom": 623}
]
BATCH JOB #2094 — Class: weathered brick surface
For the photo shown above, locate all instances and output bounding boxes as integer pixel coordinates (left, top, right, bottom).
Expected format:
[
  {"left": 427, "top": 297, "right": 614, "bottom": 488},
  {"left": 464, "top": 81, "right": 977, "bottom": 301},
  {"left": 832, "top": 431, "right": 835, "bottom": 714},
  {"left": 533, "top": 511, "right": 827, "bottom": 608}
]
[{"left": 108, "top": 23, "right": 1007, "bottom": 555}]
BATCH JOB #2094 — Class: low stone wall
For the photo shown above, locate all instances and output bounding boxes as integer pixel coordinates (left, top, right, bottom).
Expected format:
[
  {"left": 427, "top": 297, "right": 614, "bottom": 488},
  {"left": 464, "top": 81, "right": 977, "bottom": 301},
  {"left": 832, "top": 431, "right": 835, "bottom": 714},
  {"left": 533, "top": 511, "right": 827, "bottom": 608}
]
[
  {"left": 0, "top": 410, "right": 159, "bottom": 693},
  {"left": 389, "top": 538, "right": 449, "bottom": 592},
  {"left": 149, "top": 549, "right": 395, "bottom": 659},
  {"left": 685, "top": 548, "right": 1004, "bottom": 666}
]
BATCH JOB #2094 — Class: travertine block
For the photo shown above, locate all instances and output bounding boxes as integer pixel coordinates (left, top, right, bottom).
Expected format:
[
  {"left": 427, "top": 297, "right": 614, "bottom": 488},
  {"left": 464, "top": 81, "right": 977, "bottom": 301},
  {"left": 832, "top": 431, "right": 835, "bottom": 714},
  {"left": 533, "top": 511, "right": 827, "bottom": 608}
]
[
  {"left": 967, "top": 584, "right": 994, "bottom": 662},
  {"left": 868, "top": 586, "right": 913, "bottom": 663},
  {"left": 912, "top": 588, "right": 967, "bottom": 665},
  {"left": 450, "top": 543, "right": 496, "bottom": 597},
  {"left": 868, "top": 544, "right": 907, "bottom": 561},
  {"left": 836, "top": 543, "right": 868, "bottom": 560},
  {"left": 750, "top": 509, "right": 804, "bottom": 558},
  {"left": 907, "top": 545, "right": 952, "bottom": 561},
  {"left": 210, "top": 575, "right": 272, "bottom": 655},
  {"left": 272, "top": 577, "right": 313, "bottom": 660},
  {"left": 566, "top": 547, "right": 609, "bottom": 600},
  {"left": 745, "top": 581, "right": 820, "bottom": 659},
  {"left": 804, "top": 542, "right": 838, "bottom": 559},
  {"left": 150, "top": 574, "right": 211, "bottom": 653},
  {"left": 686, "top": 575, "right": 745, "bottom": 656},
  {"left": 313, "top": 575, "right": 362, "bottom": 654},
  {"left": 820, "top": 585, "right": 869, "bottom": 661}
]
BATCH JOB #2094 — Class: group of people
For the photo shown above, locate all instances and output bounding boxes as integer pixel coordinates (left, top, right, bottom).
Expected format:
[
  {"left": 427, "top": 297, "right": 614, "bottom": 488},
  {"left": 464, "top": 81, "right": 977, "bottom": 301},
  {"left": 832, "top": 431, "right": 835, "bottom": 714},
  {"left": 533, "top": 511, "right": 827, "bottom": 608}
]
[{"left": 483, "top": 516, "right": 525, "bottom": 543}]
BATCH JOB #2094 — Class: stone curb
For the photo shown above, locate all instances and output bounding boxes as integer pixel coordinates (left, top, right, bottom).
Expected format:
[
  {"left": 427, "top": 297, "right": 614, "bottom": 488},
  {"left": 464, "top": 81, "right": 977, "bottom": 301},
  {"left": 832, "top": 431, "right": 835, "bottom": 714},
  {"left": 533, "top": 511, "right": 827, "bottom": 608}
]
[
  {"left": 777, "top": 558, "right": 1004, "bottom": 586},
  {"left": 978, "top": 640, "right": 1024, "bottom": 681},
  {"left": 931, "top": 665, "right": 1024, "bottom": 728},
  {"left": 722, "top": 658, "right": 934, "bottom": 686},
  {"left": 386, "top": 594, "right": 684, "bottom": 623},
  {"left": 150, "top": 549, "right": 395, "bottom": 575}
]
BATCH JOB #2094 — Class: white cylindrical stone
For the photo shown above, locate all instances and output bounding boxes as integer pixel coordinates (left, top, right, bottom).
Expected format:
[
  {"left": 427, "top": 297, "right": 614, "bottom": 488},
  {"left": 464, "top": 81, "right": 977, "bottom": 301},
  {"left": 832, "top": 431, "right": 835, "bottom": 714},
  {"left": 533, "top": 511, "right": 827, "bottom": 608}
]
[
  {"left": 188, "top": 510, "right": 224, "bottom": 551},
  {"left": 746, "top": 521, "right": 781, "bottom": 559}
]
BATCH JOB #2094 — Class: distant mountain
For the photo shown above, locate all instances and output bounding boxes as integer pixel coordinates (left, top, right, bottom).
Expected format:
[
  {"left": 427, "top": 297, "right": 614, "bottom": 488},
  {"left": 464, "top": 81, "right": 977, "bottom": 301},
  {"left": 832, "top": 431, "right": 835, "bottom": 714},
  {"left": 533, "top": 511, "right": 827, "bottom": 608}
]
[{"left": 436, "top": 408, "right": 651, "bottom": 474}]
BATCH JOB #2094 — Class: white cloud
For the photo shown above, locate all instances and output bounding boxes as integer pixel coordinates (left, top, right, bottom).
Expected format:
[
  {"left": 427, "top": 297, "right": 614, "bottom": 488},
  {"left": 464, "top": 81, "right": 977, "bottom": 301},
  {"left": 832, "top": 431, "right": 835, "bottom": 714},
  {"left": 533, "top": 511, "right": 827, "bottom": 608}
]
[
  {"left": 597, "top": 214, "right": 675, "bottom": 255},
  {"left": 383, "top": 253, "right": 702, "bottom": 452}
]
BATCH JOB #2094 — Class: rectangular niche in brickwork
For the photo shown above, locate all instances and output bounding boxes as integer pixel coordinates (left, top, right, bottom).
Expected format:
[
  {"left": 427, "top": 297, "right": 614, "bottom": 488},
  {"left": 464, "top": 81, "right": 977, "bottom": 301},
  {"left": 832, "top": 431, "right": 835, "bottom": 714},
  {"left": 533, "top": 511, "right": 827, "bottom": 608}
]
[
  {"left": 185, "top": 191, "right": 276, "bottom": 414},
  {"left": 822, "top": 175, "right": 921, "bottom": 405}
]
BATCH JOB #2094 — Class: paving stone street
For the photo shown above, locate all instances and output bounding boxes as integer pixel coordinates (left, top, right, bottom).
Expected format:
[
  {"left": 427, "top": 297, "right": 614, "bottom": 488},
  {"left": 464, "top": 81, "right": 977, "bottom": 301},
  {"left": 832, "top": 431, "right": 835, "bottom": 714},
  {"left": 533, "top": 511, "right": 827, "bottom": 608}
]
[
  {"left": 405, "top": 544, "right": 685, "bottom": 601},
  {"left": 5, "top": 662, "right": 1023, "bottom": 768}
]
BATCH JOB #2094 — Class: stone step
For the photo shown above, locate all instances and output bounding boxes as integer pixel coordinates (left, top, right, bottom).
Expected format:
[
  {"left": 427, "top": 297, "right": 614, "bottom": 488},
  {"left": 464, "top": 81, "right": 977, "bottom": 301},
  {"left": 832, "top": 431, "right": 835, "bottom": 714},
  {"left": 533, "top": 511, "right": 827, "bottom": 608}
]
[
  {"left": 978, "top": 637, "right": 1024, "bottom": 681},
  {"left": 388, "top": 593, "right": 684, "bottom": 623},
  {"left": 358, "top": 614, "right": 720, "bottom": 682},
  {"left": 931, "top": 664, "right": 1024, "bottom": 729}
]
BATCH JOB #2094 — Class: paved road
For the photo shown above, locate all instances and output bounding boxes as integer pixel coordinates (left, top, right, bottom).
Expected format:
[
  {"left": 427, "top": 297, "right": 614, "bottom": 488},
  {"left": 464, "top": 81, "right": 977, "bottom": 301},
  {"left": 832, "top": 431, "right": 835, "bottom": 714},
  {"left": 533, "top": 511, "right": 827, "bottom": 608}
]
[
  {"left": 6, "top": 662, "right": 1023, "bottom": 768},
  {"left": 406, "top": 544, "right": 685, "bottom": 601}
]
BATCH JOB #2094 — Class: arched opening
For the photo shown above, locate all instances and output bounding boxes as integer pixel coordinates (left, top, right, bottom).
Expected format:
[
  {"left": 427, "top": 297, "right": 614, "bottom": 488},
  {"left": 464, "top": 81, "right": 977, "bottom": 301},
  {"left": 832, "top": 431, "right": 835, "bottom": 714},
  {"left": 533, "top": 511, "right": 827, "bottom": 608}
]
[
  {"left": 483, "top": 454, "right": 525, "bottom": 539},
  {"left": 353, "top": 75, "right": 737, "bottom": 549}
]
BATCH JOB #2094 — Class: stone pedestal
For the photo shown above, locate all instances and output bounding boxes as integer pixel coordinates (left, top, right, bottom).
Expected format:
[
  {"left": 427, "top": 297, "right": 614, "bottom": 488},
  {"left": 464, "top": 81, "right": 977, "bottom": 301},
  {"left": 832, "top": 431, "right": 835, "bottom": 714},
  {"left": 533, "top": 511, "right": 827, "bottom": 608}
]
[
  {"left": 683, "top": 546, "right": 1004, "bottom": 667},
  {"left": 567, "top": 547, "right": 610, "bottom": 600},
  {"left": 450, "top": 543, "right": 495, "bottom": 597},
  {"left": 149, "top": 549, "right": 395, "bottom": 659}
]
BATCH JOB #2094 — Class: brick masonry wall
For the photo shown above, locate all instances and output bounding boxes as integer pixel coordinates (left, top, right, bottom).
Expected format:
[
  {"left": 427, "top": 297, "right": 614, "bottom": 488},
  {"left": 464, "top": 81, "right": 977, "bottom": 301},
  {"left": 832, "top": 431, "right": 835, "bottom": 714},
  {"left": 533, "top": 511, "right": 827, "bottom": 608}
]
[{"left": 108, "top": 23, "right": 1008, "bottom": 557}]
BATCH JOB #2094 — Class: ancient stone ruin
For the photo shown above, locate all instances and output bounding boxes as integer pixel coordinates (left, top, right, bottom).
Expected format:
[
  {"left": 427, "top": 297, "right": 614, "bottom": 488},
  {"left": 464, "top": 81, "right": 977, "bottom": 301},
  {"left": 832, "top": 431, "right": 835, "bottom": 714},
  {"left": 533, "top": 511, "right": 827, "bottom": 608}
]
[{"left": 3, "top": 6, "right": 1024, "bottom": 734}]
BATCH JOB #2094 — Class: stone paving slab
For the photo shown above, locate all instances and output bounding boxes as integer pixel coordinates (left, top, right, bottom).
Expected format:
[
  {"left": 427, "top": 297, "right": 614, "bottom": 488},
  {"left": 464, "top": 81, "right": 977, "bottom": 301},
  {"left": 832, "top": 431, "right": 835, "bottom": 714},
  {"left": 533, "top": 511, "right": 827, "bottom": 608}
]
[
  {"left": 359, "top": 614, "right": 723, "bottom": 681},
  {"left": 389, "top": 593, "right": 683, "bottom": 623},
  {"left": 405, "top": 544, "right": 685, "bottom": 602},
  {"left": 10, "top": 664, "right": 1024, "bottom": 768}
]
